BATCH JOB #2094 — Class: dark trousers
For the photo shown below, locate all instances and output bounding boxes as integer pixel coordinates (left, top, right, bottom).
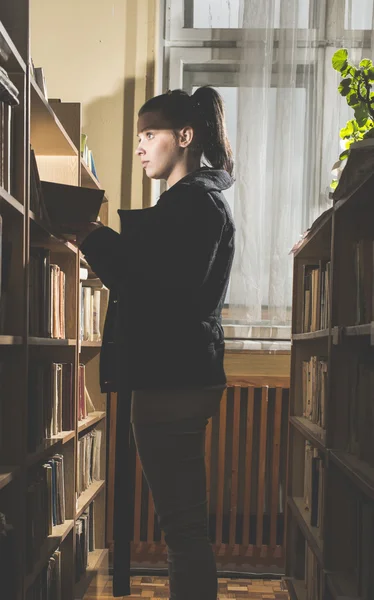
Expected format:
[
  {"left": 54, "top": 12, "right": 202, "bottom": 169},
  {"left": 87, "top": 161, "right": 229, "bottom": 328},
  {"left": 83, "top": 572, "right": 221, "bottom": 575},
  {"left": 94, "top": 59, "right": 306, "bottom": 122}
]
[{"left": 131, "top": 388, "right": 223, "bottom": 600}]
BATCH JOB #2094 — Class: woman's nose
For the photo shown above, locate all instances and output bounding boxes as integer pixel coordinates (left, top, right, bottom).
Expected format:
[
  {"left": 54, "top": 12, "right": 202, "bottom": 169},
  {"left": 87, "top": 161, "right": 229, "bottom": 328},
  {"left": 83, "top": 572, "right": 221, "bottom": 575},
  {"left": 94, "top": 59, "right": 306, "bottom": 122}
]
[{"left": 135, "top": 144, "right": 144, "bottom": 156}]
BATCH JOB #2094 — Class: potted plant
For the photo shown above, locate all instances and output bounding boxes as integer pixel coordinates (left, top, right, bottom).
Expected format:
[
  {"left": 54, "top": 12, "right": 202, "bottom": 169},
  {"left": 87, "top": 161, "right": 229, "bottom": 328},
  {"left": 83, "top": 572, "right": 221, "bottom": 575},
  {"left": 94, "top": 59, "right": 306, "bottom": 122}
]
[{"left": 331, "top": 48, "right": 374, "bottom": 190}]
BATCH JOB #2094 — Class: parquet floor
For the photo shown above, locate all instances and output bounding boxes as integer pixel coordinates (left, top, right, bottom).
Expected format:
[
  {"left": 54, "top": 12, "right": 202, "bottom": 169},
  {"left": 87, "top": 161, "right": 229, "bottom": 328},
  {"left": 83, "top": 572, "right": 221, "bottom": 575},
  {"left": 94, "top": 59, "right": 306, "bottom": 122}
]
[{"left": 84, "top": 571, "right": 290, "bottom": 599}]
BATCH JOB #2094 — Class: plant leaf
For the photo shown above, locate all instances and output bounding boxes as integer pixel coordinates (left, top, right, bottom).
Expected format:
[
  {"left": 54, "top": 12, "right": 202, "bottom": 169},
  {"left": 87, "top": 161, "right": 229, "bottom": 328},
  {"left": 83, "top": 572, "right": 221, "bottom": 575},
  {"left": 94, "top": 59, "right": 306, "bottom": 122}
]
[
  {"left": 339, "top": 150, "right": 350, "bottom": 161},
  {"left": 340, "top": 121, "right": 355, "bottom": 138},
  {"left": 332, "top": 49, "right": 348, "bottom": 72},
  {"left": 347, "top": 92, "right": 359, "bottom": 106},
  {"left": 338, "top": 78, "right": 352, "bottom": 96},
  {"left": 355, "top": 105, "right": 369, "bottom": 126},
  {"left": 360, "top": 58, "right": 373, "bottom": 69}
]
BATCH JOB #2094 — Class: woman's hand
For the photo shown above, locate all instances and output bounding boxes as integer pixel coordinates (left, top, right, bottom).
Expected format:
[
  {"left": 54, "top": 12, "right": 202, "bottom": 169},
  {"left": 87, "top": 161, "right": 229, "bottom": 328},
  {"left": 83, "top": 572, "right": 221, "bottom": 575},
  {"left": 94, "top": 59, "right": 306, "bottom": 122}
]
[{"left": 74, "top": 221, "right": 104, "bottom": 246}]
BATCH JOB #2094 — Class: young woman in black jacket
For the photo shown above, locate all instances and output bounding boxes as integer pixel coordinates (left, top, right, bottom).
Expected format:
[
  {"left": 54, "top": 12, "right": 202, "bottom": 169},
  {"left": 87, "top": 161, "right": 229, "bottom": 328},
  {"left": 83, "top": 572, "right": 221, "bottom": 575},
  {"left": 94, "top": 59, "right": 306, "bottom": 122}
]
[{"left": 79, "top": 86, "right": 235, "bottom": 599}]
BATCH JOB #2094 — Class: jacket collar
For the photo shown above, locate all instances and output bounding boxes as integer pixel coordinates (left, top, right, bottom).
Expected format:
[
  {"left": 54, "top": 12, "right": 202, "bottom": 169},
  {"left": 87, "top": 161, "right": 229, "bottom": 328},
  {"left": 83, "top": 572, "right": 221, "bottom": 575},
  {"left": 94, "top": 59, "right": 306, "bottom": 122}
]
[{"left": 162, "top": 167, "right": 234, "bottom": 196}]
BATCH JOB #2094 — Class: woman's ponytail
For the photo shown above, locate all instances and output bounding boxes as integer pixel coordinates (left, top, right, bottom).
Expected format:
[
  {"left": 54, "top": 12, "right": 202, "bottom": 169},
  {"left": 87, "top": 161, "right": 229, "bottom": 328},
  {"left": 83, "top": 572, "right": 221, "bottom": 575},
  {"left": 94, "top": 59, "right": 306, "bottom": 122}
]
[{"left": 191, "top": 86, "right": 234, "bottom": 176}]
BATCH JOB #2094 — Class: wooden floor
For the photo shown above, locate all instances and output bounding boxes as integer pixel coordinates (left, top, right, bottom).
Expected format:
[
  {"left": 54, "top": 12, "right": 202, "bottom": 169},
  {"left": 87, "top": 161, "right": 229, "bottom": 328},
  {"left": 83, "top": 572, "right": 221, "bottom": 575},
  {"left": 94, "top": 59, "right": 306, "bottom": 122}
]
[{"left": 83, "top": 571, "right": 290, "bottom": 599}]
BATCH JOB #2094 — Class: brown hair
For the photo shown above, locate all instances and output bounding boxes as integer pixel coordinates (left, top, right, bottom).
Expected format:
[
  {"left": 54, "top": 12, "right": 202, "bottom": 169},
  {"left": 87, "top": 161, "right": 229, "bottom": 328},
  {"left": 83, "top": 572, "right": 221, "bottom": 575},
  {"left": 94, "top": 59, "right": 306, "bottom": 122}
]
[{"left": 138, "top": 86, "right": 234, "bottom": 176}]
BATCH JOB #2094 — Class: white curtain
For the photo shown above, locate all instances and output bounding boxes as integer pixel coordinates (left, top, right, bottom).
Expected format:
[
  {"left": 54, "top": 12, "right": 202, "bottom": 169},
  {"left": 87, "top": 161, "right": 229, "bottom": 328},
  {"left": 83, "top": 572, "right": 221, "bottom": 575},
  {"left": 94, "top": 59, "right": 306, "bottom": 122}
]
[{"left": 226, "top": 0, "right": 374, "bottom": 331}]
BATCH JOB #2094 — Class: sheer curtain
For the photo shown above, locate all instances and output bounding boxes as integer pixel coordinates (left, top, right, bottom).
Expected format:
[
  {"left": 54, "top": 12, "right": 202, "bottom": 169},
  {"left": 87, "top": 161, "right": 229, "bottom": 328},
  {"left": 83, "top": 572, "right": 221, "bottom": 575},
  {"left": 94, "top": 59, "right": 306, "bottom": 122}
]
[{"left": 227, "top": 0, "right": 374, "bottom": 334}]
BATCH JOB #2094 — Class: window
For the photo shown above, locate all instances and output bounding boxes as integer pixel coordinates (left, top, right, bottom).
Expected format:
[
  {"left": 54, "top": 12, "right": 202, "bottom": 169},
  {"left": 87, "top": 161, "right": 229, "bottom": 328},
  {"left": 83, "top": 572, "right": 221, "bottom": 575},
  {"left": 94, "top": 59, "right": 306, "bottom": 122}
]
[{"left": 344, "top": 0, "right": 374, "bottom": 30}]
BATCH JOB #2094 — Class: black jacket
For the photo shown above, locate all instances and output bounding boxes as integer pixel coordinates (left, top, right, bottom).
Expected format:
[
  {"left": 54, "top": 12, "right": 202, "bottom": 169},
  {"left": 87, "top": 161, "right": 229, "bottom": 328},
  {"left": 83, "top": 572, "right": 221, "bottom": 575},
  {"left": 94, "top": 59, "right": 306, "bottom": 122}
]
[{"left": 80, "top": 167, "right": 235, "bottom": 596}]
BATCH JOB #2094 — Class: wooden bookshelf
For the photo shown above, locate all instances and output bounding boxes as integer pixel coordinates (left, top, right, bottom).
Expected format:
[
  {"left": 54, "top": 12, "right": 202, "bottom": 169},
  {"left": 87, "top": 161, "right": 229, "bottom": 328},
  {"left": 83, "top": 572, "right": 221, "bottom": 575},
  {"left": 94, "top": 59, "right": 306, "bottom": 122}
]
[
  {"left": 286, "top": 148, "right": 374, "bottom": 600},
  {"left": 0, "top": 6, "right": 110, "bottom": 599}
]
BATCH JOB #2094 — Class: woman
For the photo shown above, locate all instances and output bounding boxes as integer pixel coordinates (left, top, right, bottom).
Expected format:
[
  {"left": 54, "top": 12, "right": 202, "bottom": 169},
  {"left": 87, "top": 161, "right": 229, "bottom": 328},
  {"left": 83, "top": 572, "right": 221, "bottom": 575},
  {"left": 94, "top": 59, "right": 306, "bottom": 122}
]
[{"left": 79, "top": 86, "right": 235, "bottom": 599}]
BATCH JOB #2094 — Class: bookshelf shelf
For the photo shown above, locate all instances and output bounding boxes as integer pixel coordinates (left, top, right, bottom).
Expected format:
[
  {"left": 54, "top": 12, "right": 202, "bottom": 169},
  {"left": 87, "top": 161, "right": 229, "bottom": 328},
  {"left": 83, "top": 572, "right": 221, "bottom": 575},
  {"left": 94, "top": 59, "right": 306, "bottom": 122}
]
[
  {"left": 0, "top": 466, "right": 19, "bottom": 491},
  {"left": 26, "top": 438, "right": 63, "bottom": 467},
  {"left": 292, "top": 329, "right": 329, "bottom": 341},
  {"left": 289, "top": 417, "right": 326, "bottom": 451},
  {"left": 0, "top": 21, "right": 26, "bottom": 72},
  {"left": 81, "top": 340, "right": 102, "bottom": 348},
  {"left": 329, "top": 450, "right": 374, "bottom": 501},
  {"left": 286, "top": 152, "right": 374, "bottom": 600},
  {"left": 0, "top": 335, "right": 22, "bottom": 345},
  {"left": 76, "top": 480, "right": 105, "bottom": 519},
  {"left": 342, "top": 323, "right": 372, "bottom": 338},
  {"left": 25, "top": 520, "right": 75, "bottom": 592},
  {"left": 30, "top": 78, "right": 77, "bottom": 156},
  {"left": 74, "top": 548, "right": 108, "bottom": 600},
  {"left": 50, "top": 430, "right": 76, "bottom": 444},
  {"left": 287, "top": 497, "right": 323, "bottom": 566},
  {"left": 29, "top": 212, "right": 79, "bottom": 254},
  {"left": 28, "top": 337, "right": 77, "bottom": 346},
  {"left": 78, "top": 411, "right": 106, "bottom": 434},
  {"left": 80, "top": 158, "right": 101, "bottom": 190},
  {"left": 286, "top": 578, "right": 307, "bottom": 600},
  {"left": 0, "top": 186, "right": 25, "bottom": 216},
  {"left": 0, "top": 9, "right": 110, "bottom": 598}
]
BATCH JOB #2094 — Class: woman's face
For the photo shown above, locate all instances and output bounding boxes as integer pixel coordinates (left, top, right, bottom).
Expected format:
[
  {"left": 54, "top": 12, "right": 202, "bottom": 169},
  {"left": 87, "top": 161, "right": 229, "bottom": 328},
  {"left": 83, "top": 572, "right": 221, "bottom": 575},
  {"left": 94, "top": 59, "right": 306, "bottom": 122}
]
[{"left": 135, "top": 111, "right": 186, "bottom": 181}]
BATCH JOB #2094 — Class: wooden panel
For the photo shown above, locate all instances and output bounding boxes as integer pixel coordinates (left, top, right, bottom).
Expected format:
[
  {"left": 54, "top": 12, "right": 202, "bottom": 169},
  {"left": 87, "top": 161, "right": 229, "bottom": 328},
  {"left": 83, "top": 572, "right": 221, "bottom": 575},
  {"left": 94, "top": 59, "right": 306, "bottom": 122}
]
[
  {"left": 225, "top": 350, "right": 290, "bottom": 381},
  {"left": 127, "top": 381, "right": 289, "bottom": 574},
  {"left": 256, "top": 387, "right": 269, "bottom": 548},
  {"left": 229, "top": 386, "right": 241, "bottom": 546},
  {"left": 133, "top": 452, "right": 143, "bottom": 544},
  {"left": 147, "top": 489, "right": 155, "bottom": 543},
  {"left": 270, "top": 388, "right": 283, "bottom": 548},
  {"left": 49, "top": 101, "right": 81, "bottom": 151},
  {"left": 242, "top": 386, "right": 254, "bottom": 547},
  {"left": 35, "top": 155, "right": 79, "bottom": 186}
]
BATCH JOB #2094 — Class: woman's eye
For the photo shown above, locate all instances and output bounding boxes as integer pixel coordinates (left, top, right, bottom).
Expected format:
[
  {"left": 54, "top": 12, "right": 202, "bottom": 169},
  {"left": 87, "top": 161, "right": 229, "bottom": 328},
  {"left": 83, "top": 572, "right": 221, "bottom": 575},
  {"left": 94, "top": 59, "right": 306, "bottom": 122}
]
[{"left": 146, "top": 132, "right": 154, "bottom": 139}]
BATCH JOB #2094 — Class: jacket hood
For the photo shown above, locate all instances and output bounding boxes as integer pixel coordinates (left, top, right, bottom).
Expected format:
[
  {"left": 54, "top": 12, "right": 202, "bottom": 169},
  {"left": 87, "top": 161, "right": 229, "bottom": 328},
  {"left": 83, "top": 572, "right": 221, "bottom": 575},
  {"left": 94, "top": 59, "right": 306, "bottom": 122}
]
[{"left": 169, "top": 167, "right": 234, "bottom": 193}]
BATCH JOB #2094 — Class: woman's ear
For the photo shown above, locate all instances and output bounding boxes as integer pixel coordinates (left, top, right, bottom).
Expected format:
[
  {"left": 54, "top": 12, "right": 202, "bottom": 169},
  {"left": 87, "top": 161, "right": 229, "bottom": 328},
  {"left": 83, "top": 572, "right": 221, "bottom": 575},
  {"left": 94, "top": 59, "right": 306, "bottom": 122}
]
[{"left": 178, "top": 126, "right": 194, "bottom": 148}]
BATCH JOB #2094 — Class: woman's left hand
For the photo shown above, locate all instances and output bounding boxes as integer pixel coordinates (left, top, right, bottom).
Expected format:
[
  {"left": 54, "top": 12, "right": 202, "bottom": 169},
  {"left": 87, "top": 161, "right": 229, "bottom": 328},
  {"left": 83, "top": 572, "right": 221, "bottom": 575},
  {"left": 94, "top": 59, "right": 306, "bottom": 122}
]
[{"left": 74, "top": 221, "right": 104, "bottom": 247}]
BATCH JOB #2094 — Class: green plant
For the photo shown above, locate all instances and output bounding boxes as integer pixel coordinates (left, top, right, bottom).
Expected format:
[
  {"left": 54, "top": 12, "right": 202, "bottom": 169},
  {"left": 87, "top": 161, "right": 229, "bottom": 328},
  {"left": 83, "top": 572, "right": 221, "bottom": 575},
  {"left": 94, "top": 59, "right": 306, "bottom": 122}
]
[{"left": 331, "top": 49, "right": 374, "bottom": 189}]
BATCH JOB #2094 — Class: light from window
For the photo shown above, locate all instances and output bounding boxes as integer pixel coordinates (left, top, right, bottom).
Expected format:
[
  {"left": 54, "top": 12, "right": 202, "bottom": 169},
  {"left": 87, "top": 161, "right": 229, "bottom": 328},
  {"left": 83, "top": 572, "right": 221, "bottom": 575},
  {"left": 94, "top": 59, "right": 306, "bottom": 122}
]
[
  {"left": 344, "top": 0, "right": 374, "bottom": 30},
  {"left": 192, "top": 0, "right": 310, "bottom": 29}
]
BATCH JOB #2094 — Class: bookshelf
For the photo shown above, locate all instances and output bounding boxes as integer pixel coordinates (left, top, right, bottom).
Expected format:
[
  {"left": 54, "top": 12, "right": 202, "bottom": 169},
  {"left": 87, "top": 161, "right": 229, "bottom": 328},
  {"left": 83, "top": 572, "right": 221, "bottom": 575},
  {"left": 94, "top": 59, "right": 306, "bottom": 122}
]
[
  {"left": 286, "top": 146, "right": 374, "bottom": 600},
  {"left": 0, "top": 5, "right": 109, "bottom": 599}
]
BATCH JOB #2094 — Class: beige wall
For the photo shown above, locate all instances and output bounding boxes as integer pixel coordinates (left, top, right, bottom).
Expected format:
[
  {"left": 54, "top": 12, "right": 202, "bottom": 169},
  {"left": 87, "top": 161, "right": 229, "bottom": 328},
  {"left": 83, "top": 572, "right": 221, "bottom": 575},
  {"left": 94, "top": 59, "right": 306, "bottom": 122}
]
[{"left": 30, "top": 0, "right": 160, "bottom": 229}]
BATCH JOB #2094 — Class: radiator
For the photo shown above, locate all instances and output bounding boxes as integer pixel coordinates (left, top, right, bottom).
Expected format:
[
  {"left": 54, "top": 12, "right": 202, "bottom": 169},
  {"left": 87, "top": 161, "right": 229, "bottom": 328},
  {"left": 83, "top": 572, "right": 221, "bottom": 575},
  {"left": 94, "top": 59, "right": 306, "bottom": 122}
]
[{"left": 129, "top": 384, "right": 289, "bottom": 572}]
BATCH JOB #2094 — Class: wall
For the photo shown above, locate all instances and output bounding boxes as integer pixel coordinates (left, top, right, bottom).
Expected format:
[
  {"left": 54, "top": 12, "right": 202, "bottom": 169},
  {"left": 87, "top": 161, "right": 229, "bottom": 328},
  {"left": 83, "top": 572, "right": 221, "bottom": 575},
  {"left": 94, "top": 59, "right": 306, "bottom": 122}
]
[{"left": 30, "top": 0, "right": 160, "bottom": 229}]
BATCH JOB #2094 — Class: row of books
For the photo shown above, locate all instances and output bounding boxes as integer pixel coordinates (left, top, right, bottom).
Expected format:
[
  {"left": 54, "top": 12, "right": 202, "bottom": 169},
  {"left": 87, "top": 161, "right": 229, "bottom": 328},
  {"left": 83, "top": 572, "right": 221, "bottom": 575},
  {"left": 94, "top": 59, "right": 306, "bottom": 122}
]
[
  {"left": 29, "top": 248, "right": 66, "bottom": 339},
  {"left": 75, "top": 502, "right": 95, "bottom": 582},
  {"left": 302, "top": 356, "right": 327, "bottom": 428},
  {"left": 26, "top": 549, "right": 61, "bottom": 600},
  {"left": 28, "top": 362, "right": 74, "bottom": 452},
  {"left": 78, "top": 363, "right": 95, "bottom": 422},
  {"left": 81, "top": 133, "right": 99, "bottom": 181},
  {"left": 27, "top": 456, "right": 65, "bottom": 571},
  {"left": 28, "top": 361, "right": 97, "bottom": 452},
  {"left": 353, "top": 239, "right": 374, "bottom": 326},
  {"left": 302, "top": 261, "right": 330, "bottom": 333},
  {"left": 303, "top": 441, "right": 324, "bottom": 537},
  {"left": 80, "top": 283, "right": 102, "bottom": 342},
  {"left": 304, "top": 542, "right": 322, "bottom": 600},
  {"left": 79, "top": 268, "right": 103, "bottom": 342},
  {"left": 348, "top": 356, "right": 374, "bottom": 465},
  {"left": 77, "top": 429, "right": 102, "bottom": 497},
  {"left": 0, "top": 67, "right": 19, "bottom": 194},
  {"left": 0, "top": 101, "right": 12, "bottom": 193}
]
